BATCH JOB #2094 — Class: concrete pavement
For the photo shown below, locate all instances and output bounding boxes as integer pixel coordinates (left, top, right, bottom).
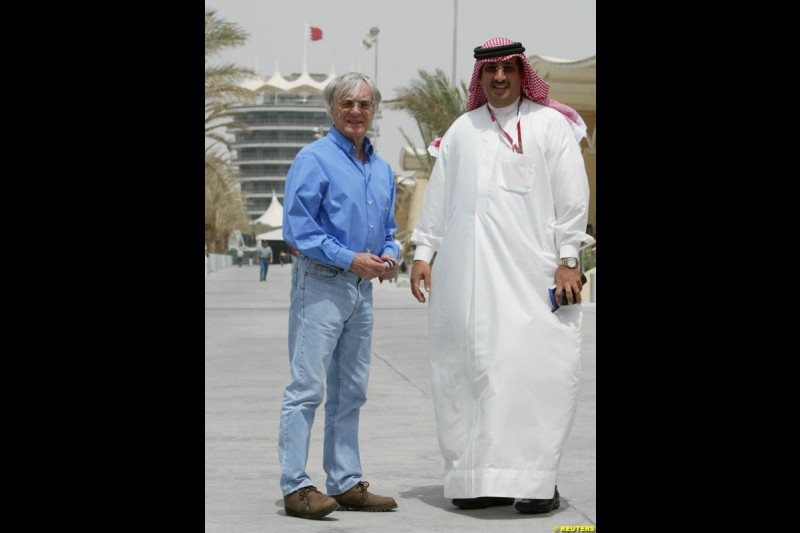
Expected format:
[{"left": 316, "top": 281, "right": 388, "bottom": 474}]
[{"left": 205, "top": 262, "right": 596, "bottom": 532}]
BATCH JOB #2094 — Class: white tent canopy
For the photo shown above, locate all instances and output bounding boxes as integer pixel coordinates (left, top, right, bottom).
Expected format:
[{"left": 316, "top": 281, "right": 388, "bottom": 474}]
[
  {"left": 256, "top": 228, "right": 285, "bottom": 241},
  {"left": 253, "top": 190, "right": 284, "bottom": 228}
]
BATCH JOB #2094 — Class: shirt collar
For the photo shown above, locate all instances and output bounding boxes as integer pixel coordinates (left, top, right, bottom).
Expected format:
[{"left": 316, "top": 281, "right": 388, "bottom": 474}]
[{"left": 327, "top": 126, "right": 374, "bottom": 158}]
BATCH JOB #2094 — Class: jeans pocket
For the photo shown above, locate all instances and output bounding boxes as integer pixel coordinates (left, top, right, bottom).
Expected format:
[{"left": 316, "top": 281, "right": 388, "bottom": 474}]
[{"left": 307, "top": 260, "right": 341, "bottom": 280}]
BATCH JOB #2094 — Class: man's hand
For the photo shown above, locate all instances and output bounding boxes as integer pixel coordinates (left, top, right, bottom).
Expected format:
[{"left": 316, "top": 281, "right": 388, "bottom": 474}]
[
  {"left": 554, "top": 265, "right": 584, "bottom": 305},
  {"left": 377, "top": 254, "right": 397, "bottom": 283},
  {"left": 349, "top": 252, "right": 389, "bottom": 280},
  {"left": 410, "top": 260, "right": 431, "bottom": 303}
]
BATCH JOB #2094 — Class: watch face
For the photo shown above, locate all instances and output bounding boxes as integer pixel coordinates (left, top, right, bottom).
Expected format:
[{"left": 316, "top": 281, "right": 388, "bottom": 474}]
[{"left": 565, "top": 258, "right": 577, "bottom": 268}]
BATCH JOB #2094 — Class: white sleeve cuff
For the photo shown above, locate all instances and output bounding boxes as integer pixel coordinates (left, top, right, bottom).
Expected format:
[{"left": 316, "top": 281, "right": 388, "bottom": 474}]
[
  {"left": 413, "top": 245, "right": 435, "bottom": 263},
  {"left": 559, "top": 245, "right": 579, "bottom": 259}
]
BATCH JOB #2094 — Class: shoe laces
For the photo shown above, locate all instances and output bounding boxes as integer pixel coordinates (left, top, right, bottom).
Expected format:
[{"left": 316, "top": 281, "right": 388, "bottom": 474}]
[
  {"left": 356, "top": 481, "right": 369, "bottom": 493},
  {"left": 297, "top": 486, "right": 319, "bottom": 501}
]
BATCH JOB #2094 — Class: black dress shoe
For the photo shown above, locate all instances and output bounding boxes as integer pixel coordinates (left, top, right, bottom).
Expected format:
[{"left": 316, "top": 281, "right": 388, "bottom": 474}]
[
  {"left": 515, "top": 486, "right": 560, "bottom": 514},
  {"left": 452, "top": 496, "right": 515, "bottom": 509}
]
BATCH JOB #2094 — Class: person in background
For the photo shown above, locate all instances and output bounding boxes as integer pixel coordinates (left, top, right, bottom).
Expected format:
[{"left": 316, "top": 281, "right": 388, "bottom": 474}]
[
  {"left": 236, "top": 247, "right": 244, "bottom": 267},
  {"left": 278, "top": 72, "right": 399, "bottom": 520},
  {"left": 409, "top": 37, "right": 593, "bottom": 515},
  {"left": 257, "top": 240, "right": 273, "bottom": 281}
]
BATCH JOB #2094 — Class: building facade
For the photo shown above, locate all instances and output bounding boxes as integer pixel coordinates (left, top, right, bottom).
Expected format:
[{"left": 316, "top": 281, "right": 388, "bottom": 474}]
[{"left": 230, "top": 70, "right": 336, "bottom": 220}]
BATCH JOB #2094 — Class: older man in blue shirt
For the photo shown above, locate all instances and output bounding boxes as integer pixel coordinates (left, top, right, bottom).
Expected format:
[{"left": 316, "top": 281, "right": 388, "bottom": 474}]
[{"left": 279, "top": 72, "right": 399, "bottom": 520}]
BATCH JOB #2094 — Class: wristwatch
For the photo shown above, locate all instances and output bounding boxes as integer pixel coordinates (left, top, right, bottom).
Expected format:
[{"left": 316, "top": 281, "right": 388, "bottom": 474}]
[{"left": 559, "top": 257, "right": 578, "bottom": 269}]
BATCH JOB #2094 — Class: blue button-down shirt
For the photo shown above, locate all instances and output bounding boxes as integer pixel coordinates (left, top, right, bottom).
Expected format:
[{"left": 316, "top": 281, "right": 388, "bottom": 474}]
[{"left": 282, "top": 126, "right": 399, "bottom": 270}]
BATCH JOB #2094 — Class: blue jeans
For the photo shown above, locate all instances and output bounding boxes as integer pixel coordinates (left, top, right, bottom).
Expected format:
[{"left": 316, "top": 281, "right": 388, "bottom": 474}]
[
  {"left": 260, "top": 258, "right": 270, "bottom": 280},
  {"left": 278, "top": 255, "right": 374, "bottom": 497}
]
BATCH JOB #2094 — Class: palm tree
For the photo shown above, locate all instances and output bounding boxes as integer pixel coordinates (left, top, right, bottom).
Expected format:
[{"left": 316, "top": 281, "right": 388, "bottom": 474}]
[
  {"left": 388, "top": 69, "right": 468, "bottom": 173},
  {"left": 386, "top": 70, "right": 468, "bottom": 256},
  {"left": 205, "top": 10, "right": 258, "bottom": 252},
  {"left": 205, "top": 9, "right": 258, "bottom": 151},
  {"left": 205, "top": 149, "right": 250, "bottom": 252}
]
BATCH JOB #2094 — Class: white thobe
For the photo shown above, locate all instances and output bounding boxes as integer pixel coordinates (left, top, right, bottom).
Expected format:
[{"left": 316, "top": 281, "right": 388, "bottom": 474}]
[{"left": 411, "top": 99, "right": 590, "bottom": 499}]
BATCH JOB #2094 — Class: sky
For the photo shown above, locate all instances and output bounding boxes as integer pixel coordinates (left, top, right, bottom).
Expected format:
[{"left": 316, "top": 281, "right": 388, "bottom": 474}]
[{"left": 205, "top": 0, "right": 596, "bottom": 172}]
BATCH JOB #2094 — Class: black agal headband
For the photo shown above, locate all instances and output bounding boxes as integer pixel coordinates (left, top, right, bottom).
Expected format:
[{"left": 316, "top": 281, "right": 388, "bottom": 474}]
[{"left": 473, "top": 42, "right": 525, "bottom": 59}]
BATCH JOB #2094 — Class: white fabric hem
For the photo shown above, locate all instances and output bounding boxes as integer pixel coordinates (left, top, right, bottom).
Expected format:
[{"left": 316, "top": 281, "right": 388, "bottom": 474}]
[{"left": 444, "top": 468, "right": 557, "bottom": 500}]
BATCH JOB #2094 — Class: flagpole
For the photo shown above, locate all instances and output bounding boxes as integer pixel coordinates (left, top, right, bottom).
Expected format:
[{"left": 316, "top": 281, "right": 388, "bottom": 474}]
[{"left": 303, "top": 23, "right": 308, "bottom": 71}]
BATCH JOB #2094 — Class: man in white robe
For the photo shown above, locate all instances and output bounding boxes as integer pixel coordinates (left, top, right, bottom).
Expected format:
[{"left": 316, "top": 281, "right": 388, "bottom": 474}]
[{"left": 410, "top": 37, "right": 592, "bottom": 514}]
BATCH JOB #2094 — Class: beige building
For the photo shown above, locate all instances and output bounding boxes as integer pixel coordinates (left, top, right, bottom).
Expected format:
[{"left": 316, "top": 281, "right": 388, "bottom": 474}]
[{"left": 530, "top": 55, "right": 596, "bottom": 233}]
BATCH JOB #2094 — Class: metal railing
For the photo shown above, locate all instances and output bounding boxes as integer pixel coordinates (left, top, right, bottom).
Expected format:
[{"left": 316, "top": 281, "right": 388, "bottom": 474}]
[{"left": 206, "top": 253, "right": 233, "bottom": 276}]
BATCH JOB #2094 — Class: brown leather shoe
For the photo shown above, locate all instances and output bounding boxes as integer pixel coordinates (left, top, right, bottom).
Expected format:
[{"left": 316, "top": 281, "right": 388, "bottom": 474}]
[
  {"left": 283, "top": 486, "right": 338, "bottom": 520},
  {"left": 332, "top": 481, "right": 398, "bottom": 512}
]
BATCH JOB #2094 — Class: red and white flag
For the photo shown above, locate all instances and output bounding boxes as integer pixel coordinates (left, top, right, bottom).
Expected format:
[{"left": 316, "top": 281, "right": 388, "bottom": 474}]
[{"left": 309, "top": 26, "right": 323, "bottom": 41}]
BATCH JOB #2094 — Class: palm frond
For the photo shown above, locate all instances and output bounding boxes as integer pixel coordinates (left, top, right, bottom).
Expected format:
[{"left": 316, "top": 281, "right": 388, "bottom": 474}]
[
  {"left": 389, "top": 69, "right": 468, "bottom": 152},
  {"left": 205, "top": 10, "right": 250, "bottom": 59},
  {"left": 205, "top": 10, "right": 257, "bottom": 250}
]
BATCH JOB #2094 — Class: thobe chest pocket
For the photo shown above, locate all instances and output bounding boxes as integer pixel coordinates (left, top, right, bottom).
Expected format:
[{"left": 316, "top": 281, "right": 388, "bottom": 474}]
[{"left": 495, "top": 152, "right": 535, "bottom": 194}]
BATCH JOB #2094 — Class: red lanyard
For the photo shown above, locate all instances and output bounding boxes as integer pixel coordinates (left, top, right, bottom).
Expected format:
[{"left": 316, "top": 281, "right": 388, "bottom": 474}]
[{"left": 487, "top": 95, "right": 523, "bottom": 154}]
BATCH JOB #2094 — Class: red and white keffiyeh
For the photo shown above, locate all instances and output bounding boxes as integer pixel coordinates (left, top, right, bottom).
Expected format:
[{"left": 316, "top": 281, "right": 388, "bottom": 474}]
[{"left": 428, "top": 37, "right": 586, "bottom": 157}]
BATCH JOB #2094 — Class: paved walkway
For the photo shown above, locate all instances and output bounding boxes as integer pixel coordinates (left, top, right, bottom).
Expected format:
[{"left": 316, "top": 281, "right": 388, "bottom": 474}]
[{"left": 205, "top": 262, "right": 596, "bottom": 532}]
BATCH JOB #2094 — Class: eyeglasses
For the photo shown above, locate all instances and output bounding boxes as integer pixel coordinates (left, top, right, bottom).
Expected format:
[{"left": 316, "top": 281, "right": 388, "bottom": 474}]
[
  {"left": 483, "top": 63, "right": 519, "bottom": 74},
  {"left": 339, "top": 99, "right": 374, "bottom": 111}
]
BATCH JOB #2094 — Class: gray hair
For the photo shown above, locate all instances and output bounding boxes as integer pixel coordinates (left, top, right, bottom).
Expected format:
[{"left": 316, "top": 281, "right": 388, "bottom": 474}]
[{"left": 322, "top": 72, "right": 381, "bottom": 119}]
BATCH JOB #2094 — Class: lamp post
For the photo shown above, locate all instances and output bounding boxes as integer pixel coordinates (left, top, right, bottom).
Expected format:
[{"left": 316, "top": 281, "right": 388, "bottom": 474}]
[
  {"left": 452, "top": 0, "right": 458, "bottom": 87},
  {"left": 361, "top": 26, "right": 379, "bottom": 86},
  {"left": 361, "top": 27, "right": 380, "bottom": 148}
]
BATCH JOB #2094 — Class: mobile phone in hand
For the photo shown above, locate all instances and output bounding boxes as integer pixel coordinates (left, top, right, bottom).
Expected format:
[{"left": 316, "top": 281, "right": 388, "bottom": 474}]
[{"left": 548, "top": 272, "right": 588, "bottom": 312}]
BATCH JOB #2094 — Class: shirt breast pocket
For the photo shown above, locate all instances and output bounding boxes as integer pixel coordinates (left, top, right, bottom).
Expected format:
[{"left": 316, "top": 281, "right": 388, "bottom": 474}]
[{"left": 496, "top": 152, "right": 535, "bottom": 194}]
